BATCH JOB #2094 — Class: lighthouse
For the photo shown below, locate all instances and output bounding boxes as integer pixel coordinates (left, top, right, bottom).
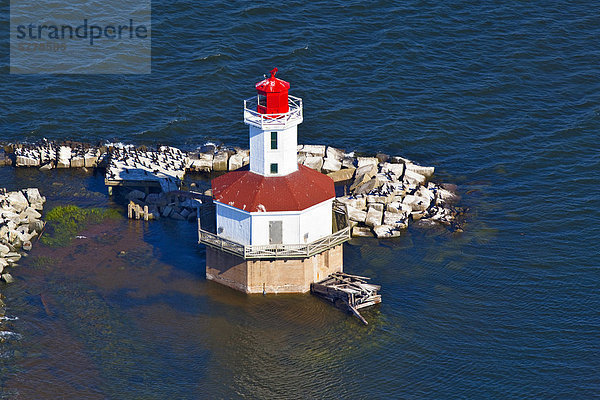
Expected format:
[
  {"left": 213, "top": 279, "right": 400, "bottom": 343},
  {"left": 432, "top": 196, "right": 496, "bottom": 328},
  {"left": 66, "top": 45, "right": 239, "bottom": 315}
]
[{"left": 199, "top": 68, "right": 350, "bottom": 293}]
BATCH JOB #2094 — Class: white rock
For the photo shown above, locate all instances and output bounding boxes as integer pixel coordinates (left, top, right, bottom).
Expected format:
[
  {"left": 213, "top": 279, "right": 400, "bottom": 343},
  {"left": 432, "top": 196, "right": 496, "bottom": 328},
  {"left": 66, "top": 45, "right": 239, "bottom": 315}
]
[
  {"left": 403, "top": 169, "right": 427, "bottom": 185},
  {"left": 228, "top": 152, "right": 245, "bottom": 171},
  {"left": 213, "top": 151, "right": 229, "bottom": 171},
  {"left": 373, "top": 225, "right": 402, "bottom": 238},
  {"left": 2, "top": 273, "right": 15, "bottom": 284},
  {"left": 347, "top": 205, "right": 367, "bottom": 223},
  {"left": 57, "top": 146, "right": 72, "bottom": 168},
  {"left": 406, "top": 162, "right": 435, "bottom": 178},
  {"left": 70, "top": 156, "right": 85, "bottom": 168},
  {"left": 301, "top": 145, "right": 326, "bottom": 157},
  {"left": 365, "top": 205, "right": 383, "bottom": 227},
  {"left": 403, "top": 194, "right": 429, "bottom": 212},
  {"left": 24, "top": 188, "right": 45, "bottom": 205},
  {"left": 6, "top": 191, "right": 29, "bottom": 213},
  {"left": 303, "top": 156, "right": 324, "bottom": 172},
  {"left": 336, "top": 196, "right": 366, "bottom": 210},
  {"left": 353, "top": 177, "right": 383, "bottom": 196},
  {"left": 325, "top": 146, "right": 345, "bottom": 161},
  {"left": 350, "top": 164, "right": 377, "bottom": 192},
  {"left": 356, "top": 157, "right": 379, "bottom": 168},
  {"left": 5, "top": 252, "right": 21, "bottom": 263},
  {"left": 383, "top": 211, "right": 409, "bottom": 229},
  {"left": 190, "top": 158, "right": 213, "bottom": 172},
  {"left": 19, "top": 207, "right": 42, "bottom": 223},
  {"left": 436, "top": 187, "right": 459, "bottom": 204},
  {"left": 341, "top": 156, "right": 356, "bottom": 169},
  {"left": 380, "top": 162, "right": 405, "bottom": 179},
  {"left": 16, "top": 155, "right": 40, "bottom": 167},
  {"left": 0, "top": 243, "right": 9, "bottom": 256},
  {"left": 321, "top": 157, "right": 342, "bottom": 173},
  {"left": 352, "top": 226, "right": 374, "bottom": 237}
]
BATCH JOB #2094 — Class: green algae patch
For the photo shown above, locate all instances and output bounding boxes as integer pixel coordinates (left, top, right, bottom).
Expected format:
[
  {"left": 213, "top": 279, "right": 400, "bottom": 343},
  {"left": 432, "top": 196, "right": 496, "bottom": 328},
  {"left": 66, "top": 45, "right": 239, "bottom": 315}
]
[{"left": 41, "top": 205, "right": 121, "bottom": 247}]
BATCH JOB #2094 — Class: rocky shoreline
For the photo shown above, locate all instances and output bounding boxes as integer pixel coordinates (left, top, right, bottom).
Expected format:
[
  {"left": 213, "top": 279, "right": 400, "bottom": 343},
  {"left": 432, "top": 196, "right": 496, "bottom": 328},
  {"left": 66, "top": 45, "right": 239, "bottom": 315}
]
[
  {"left": 1, "top": 139, "right": 464, "bottom": 237},
  {"left": 0, "top": 188, "right": 46, "bottom": 317}
]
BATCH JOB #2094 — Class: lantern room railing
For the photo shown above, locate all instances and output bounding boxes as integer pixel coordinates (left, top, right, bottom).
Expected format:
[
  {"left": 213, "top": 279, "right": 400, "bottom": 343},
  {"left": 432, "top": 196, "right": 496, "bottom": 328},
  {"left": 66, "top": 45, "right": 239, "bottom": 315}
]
[{"left": 243, "top": 95, "right": 303, "bottom": 130}]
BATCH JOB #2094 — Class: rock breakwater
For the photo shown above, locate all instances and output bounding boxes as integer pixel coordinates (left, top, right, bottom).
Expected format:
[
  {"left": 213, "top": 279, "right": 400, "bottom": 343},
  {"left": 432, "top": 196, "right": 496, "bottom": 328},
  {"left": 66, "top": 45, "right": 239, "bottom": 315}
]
[
  {"left": 1, "top": 140, "right": 463, "bottom": 235},
  {"left": 0, "top": 188, "right": 45, "bottom": 316}
]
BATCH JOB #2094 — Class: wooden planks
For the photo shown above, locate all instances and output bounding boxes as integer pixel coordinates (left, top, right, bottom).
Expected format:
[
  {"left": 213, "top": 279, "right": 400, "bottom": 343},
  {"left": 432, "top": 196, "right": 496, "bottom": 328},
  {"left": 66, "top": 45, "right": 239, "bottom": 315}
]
[{"left": 310, "top": 272, "right": 382, "bottom": 325}]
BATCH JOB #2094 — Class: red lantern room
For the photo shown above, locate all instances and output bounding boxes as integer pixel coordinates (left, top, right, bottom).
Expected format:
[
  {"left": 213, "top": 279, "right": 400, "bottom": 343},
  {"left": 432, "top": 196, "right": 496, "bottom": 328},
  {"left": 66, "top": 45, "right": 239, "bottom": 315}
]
[{"left": 255, "top": 67, "right": 290, "bottom": 114}]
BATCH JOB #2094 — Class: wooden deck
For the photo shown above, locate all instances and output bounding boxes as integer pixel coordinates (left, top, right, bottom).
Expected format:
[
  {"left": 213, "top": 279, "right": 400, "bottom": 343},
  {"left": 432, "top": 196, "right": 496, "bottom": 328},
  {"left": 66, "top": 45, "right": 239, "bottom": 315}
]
[
  {"left": 311, "top": 272, "right": 382, "bottom": 325},
  {"left": 198, "top": 226, "right": 350, "bottom": 260}
]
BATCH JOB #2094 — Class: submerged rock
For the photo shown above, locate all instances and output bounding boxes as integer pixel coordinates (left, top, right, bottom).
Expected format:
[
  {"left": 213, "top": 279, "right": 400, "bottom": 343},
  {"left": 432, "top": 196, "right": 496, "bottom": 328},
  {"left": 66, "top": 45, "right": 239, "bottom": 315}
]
[
  {"left": 373, "top": 225, "right": 401, "bottom": 238},
  {"left": 352, "top": 226, "right": 374, "bottom": 237},
  {"left": 1, "top": 273, "right": 14, "bottom": 284}
]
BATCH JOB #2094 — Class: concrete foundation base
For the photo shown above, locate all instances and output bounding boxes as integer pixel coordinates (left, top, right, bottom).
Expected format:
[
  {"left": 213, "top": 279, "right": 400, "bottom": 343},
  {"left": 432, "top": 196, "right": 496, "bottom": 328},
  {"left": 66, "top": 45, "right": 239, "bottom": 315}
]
[{"left": 206, "top": 245, "right": 344, "bottom": 294}]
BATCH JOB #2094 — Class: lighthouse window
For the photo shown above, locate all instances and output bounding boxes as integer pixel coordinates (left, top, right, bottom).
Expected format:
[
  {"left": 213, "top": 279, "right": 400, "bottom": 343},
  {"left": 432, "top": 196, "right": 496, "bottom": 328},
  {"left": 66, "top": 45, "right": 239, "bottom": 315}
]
[
  {"left": 270, "top": 132, "right": 278, "bottom": 149},
  {"left": 258, "top": 94, "right": 267, "bottom": 107},
  {"left": 270, "top": 163, "right": 278, "bottom": 174}
]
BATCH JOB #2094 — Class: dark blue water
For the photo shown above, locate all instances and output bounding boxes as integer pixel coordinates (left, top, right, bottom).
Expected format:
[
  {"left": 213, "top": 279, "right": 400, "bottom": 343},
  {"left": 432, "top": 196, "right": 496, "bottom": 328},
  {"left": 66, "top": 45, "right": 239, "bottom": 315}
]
[{"left": 1, "top": 1, "right": 599, "bottom": 398}]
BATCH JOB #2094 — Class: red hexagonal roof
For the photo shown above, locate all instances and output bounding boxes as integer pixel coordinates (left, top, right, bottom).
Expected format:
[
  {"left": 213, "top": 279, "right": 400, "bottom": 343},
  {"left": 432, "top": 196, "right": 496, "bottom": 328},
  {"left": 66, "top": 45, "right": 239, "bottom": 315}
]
[
  {"left": 212, "top": 164, "right": 335, "bottom": 212},
  {"left": 255, "top": 67, "right": 290, "bottom": 93}
]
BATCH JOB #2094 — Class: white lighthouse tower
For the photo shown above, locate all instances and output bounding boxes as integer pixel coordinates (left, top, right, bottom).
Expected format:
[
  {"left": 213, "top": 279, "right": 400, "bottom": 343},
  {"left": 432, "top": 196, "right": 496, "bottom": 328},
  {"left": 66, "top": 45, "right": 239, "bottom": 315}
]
[{"left": 199, "top": 68, "right": 350, "bottom": 294}]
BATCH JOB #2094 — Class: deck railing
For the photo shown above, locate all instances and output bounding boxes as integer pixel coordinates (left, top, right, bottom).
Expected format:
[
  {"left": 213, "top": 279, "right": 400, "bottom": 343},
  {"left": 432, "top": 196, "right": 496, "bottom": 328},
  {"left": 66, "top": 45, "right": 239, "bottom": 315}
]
[
  {"left": 243, "top": 95, "right": 303, "bottom": 130},
  {"left": 198, "top": 203, "right": 350, "bottom": 260},
  {"left": 199, "top": 226, "right": 350, "bottom": 259}
]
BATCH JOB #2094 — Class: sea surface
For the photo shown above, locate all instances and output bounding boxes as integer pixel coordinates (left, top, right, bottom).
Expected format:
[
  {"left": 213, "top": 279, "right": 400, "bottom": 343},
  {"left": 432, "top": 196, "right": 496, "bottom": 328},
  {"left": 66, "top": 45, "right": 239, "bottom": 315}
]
[{"left": 1, "top": 1, "right": 599, "bottom": 399}]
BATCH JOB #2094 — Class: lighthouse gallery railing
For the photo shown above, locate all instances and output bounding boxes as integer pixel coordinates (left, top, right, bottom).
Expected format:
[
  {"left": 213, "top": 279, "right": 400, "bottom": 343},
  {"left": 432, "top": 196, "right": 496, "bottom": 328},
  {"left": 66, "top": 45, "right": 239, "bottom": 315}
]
[
  {"left": 198, "top": 203, "right": 350, "bottom": 259},
  {"left": 243, "top": 95, "right": 303, "bottom": 130},
  {"left": 199, "top": 226, "right": 350, "bottom": 260}
]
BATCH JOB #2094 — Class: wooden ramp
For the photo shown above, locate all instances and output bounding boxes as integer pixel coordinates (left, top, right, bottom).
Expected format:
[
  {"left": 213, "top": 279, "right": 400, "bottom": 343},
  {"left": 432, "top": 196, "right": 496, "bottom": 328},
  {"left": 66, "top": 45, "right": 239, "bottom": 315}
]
[{"left": 311, "top": 272, "right": 382, "bottom": 325}]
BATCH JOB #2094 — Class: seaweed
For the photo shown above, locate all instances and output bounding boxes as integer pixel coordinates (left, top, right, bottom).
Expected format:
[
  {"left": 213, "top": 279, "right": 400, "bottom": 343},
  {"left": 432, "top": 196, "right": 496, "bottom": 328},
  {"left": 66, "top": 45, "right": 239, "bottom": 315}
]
[{"left": 40, "top": 205, "right": 121, "bottom": 247}]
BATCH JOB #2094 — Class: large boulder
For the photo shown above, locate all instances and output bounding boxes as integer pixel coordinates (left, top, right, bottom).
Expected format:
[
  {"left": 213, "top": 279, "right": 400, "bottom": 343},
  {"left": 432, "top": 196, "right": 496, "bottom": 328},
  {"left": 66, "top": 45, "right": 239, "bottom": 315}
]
[
  {"left": 303, "top": 156, "right": 324, "bottom": 172},
  {"left": 403, "top": 169, "right": 427, "bottom": 185},
  {"left": 402, "top": 194, "right": 429, "bottom": 212},
  {"left": 327, "top": 167, "right": 355, "bottom": 183},
  {"left": 321, "top": 158, "right": 342, "bottom": 173},
  {"left": 0, "top": 243, "right": 9, "bottom": 256},
  {"left": 228, "top": 152, "right": 245, "bottom": 171},
  {"left": 24, "top": 188, "right": 45, "bottom": 206},
  {"left": 336, "top": 195, "right": 366, "bottom": 210},
  {"left": 70, "top": 155, "right": 85, "bottom": 168},
  {"left": 341, "top": 156, "right": 356, "bottom": 169},
  {"left": 6, "top": 191, "right": 29, "bottom": 213},
  {"left": 325, "top": 146, "right": 345, "bottom": 161},
  {"left": 213, "top": 151, "right": 229, "bottom": 171},
  {"left": 349, "top": 163, "right": 377, "bottom": 192},
  {"left": 373, "top": 225, "right": 401, "bottom": 238},
  {"left": 347, "top": 205, "right": 367, "bottom": 223},
  {"left": 19, "top": 207, "right": 42, "bottom": 224},
  {"left": 352, "top": 226, "right": 374, "bottom": 237},
  {"left": 365, "top": 204, "right": 383, "bottom": 227},
  {"left": 353, "top": 177, "right": 383, "bottom": 196},
  {"left": 301, "top": 145, "right": 326, "bottom": 157},
  {"left": 84, "top": 149, "right": 99, "bottom": 167},
  {"left": 406, "top": 162, "right": 435, "bottom": 178},
  {"left": 383, "top": 211, "right": 409, "bottom": 229},
  {"left": 356, "top": 157, "right": 379, "bottom": 168},
  {"left": 57, "top": 146, "right": 72, "bottom": 168},
  {"left": 380, "top": 162, "right": 404, "bottom": 179}
]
